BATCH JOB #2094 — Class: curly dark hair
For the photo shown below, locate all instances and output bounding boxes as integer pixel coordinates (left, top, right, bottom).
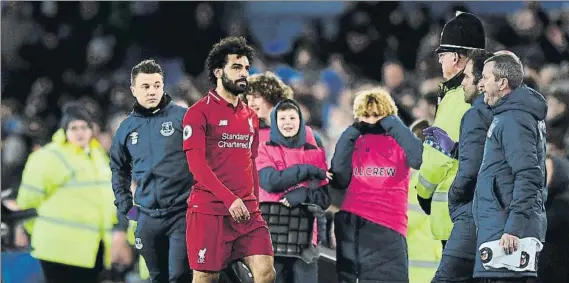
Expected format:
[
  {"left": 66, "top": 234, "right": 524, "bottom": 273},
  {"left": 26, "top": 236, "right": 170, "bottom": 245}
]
[
  {"left": 243, "top": 71, "right": 294, "bottom": 107},
  {"left": 205, "top": 36, "right": 255, "bottom": 85}
]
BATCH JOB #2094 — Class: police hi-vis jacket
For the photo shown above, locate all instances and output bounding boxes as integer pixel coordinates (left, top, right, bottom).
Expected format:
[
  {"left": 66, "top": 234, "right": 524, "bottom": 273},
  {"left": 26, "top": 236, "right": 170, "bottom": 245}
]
[
  {"left": 416, "top": 73, "right": 471, "bottom": 240},
  {"left": 407, "top": 171, "right": 443, "bottom": 283}
]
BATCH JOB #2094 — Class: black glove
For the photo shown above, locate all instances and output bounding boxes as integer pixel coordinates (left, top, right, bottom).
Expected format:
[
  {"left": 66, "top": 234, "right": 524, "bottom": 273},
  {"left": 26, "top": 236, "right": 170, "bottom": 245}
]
[
  {"left": 353, "top": 121, "right": 385, "bottom": 134},
  {"left": 281, "top": 187, "right": 308, "bottom": 207},
  {"left": 307, "top": 165, "right": 327, "bottom": 180},
  {"left": 417, "top": 194, "right": 432, "bottom": 215}
]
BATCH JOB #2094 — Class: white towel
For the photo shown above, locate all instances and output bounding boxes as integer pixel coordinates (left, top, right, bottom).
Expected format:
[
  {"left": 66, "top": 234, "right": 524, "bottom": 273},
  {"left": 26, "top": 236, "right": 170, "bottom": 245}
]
[{"left": 479, "top": 237, "right": 543, "bottom": 272}]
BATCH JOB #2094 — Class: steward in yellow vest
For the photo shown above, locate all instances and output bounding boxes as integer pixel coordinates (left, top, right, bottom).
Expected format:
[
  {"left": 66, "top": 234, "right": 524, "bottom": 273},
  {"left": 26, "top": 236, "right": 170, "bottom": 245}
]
[{"left": 17, "top": 104, "right": 117, "bottom": 283}]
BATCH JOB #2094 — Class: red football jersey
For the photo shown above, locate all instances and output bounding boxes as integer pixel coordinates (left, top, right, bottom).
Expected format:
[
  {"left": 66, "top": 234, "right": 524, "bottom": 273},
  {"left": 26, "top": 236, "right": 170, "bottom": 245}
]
[{"left": 183, "top": 89, "right": 260, "bottom": 215}]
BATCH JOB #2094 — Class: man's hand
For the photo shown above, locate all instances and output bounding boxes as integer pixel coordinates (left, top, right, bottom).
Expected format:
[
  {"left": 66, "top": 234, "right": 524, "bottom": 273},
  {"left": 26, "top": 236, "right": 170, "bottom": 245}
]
[
  {"left": 2, "top": 199, "right": 20, "bottom": 211},
  {"left": 229, "top": 198, "right": 250, "bottom": 223},
  {"left": 14, "top": 224, "right": 29, "bottom": 248},
  {"left": 499, "top": 233, "right": 520, "bottom": 255},
  {"left": 111, "top": 231, "right": 133, "bottom": 265},
  {"left": 326, "top": 171, "right": 334, "bottom": 180}
]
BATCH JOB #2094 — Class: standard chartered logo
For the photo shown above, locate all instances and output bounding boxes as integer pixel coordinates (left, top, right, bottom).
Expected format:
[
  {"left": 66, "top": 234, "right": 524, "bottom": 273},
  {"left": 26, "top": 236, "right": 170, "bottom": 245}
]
[{"left": 218, "top": 133, "right": 253, "bottom": 148}]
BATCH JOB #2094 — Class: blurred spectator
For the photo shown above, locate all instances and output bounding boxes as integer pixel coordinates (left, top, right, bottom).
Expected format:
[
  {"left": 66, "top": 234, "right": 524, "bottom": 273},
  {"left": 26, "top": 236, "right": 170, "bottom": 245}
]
[
  {"left": 16, "top": 103, "right": 118, "bottom": 283},
  {"left": 413, "top": 92, "right": 438, "bottom": 124},
  {"left": 540, "top": 155, "right": 569, "bottom": 283},
  {"left": 383, "top": 61, "right": 406, "bottom": 92},
  {"left": 546, "top": 90, "right": 569, "bottom": 158}
]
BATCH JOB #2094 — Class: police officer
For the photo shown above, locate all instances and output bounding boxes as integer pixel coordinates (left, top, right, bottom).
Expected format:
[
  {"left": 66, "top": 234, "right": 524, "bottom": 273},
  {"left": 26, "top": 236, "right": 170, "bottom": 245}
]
[
  {"left": 110, "top": 59, "right": 193, "bottom": 283},
  {"left": 415, "top": 12, "right": 486, "bottom": 248}
]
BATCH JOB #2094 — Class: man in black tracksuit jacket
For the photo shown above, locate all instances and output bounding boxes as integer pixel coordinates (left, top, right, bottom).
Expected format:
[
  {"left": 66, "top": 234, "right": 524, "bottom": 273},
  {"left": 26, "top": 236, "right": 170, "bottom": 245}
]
[{"left": 110, "top": 60, "right": 193, "bottom": 283}]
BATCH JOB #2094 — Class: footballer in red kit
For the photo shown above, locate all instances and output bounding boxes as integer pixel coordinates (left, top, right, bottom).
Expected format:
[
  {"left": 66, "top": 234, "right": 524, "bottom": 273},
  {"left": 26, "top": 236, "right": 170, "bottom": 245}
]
[
  {"left": 184, "top": 89, "right": 260, "bottom": 215},
  {"left": 183, "top": 37, "right": 275, "bottom": 283}
]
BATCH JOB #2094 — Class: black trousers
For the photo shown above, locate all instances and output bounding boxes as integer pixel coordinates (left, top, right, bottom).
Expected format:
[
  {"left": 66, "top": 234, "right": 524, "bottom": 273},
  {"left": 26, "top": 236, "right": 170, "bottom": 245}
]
[
  {"left": 334, "top": 211, "right": 408, "bottom": 283},
  {"left": 40, "top": 242, "right": 104, "bottom": 283},
  {"left": 135, "top": 210, "right": 191, "bottom": 283},
  {"left": 431, "top": 255, "right": 476, "bottom": 283}
]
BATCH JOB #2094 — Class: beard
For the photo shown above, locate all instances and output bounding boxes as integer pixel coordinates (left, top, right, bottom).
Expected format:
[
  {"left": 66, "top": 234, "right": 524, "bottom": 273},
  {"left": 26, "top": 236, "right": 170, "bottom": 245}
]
[
  {"left": 464, "top": 86, "right": 478, "bottom": 104},
  {"left": 222, "top": 73, "right": 248, "bottom": 96},
  {"left": 484, "top": 92, "right": 498, "bottom": 106}
]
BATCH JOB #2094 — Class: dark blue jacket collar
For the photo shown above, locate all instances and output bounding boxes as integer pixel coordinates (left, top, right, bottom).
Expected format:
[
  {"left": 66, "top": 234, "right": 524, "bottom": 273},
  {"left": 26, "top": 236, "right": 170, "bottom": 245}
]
[{"left": 132, "top": 94, "right": 173, "bottom": 117}]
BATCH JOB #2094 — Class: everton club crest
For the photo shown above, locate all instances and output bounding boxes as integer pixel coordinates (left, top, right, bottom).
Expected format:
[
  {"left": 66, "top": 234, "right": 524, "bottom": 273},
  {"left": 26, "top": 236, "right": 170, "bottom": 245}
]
[{"left": 160, "top": 121, "right": 174, "bottom": 137}]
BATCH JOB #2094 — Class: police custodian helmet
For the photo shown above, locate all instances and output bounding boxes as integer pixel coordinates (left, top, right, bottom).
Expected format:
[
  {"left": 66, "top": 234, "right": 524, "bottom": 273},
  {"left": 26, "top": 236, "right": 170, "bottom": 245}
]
[{"left": 435, "top": 11, "right": 486, "bottom": 54}]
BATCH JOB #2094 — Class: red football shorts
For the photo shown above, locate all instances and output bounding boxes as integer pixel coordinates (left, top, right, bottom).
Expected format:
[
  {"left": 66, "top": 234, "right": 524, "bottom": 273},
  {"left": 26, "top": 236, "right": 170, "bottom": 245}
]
[{"left": 186, "top": 210, "right": 274, "bottom": 271}]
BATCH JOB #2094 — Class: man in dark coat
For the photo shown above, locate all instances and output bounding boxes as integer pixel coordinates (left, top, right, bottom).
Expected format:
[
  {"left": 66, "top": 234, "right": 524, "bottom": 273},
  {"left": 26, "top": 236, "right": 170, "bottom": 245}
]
[
  {"left": 426, "top": 49, "right": 493, "bottom": 283},
  {"left": 473, "top": 52, "right": 547, "bottom": 282}
]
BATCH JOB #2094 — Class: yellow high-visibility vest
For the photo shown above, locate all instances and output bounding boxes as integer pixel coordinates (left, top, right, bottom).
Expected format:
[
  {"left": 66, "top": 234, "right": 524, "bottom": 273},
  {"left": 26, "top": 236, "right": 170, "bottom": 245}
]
[
  {"left": 17, "top": 129, "right": 117, "bottom": 268},
  {"left": 416, "top": 82, "right": 470, "bottom": 240},
  {"left": 408, "top": 171, "right": 443, "bottom": 282}
]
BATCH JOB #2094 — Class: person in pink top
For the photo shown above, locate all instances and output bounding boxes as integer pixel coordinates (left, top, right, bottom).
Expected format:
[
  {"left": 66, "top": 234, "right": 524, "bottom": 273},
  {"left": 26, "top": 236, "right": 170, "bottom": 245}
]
[
  {"left": 255, "top": 99, "right": 331, "bottom": 283},
  {"left": 244, "top": 71, "right": 326, "bottom": 147},
  {"left": 328, "top": 88, "right": 423, "bottom": 283},
  {"left": 243, "top": 71, "right": 294, "bottom": 143}
]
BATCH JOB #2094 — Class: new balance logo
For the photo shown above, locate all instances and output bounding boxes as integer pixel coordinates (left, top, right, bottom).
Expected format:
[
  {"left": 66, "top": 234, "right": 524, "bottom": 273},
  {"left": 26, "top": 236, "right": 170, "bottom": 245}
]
[{"left": 219, "top": 120, "right": 228, "bottom": 126}]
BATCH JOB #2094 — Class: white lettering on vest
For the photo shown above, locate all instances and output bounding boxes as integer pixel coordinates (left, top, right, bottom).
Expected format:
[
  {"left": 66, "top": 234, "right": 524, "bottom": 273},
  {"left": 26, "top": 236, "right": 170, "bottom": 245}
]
[{"left": 353, "top": 167, "right": 396, "bottom": 177}]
